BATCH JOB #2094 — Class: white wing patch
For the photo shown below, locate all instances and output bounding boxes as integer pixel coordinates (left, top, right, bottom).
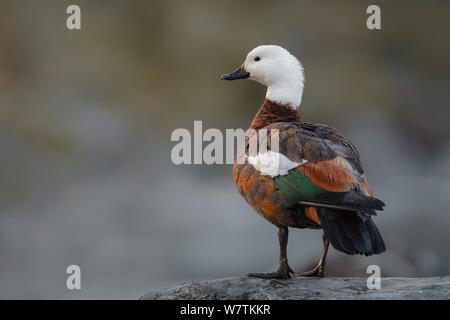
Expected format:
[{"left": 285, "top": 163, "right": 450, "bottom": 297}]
[{"left": 248, "top": 150, "right": 307, "bottom": 178}]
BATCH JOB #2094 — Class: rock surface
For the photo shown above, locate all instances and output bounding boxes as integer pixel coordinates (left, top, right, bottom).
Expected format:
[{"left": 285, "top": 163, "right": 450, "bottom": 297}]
[{"left": 141, "top": 276, "right": 450, "bottom": 300}]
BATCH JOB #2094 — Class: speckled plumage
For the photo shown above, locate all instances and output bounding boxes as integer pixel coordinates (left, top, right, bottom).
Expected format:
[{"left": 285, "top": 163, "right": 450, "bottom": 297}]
[
  {"left": 233, "top": 99, "right": 385, "bottom": 253},
  {"left": 223, "top": 45, "right": 385, "bottom": 278}
]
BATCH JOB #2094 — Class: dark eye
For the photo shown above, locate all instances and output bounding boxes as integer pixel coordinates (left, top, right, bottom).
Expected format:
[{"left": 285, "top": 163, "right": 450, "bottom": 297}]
[{"left": 254, "top": 56, "right": 261, "bottom": 61}]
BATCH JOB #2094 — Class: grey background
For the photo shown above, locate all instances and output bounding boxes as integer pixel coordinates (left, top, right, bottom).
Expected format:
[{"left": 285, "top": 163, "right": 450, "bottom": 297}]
[{"left": 0, "top": 0, "right": 449, "bottom": 298}]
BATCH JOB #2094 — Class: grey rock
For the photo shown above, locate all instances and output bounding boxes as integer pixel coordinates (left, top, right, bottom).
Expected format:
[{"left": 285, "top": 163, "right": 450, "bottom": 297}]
[{"left": 140, "top": 276, "right": 450, "bottom": 300}]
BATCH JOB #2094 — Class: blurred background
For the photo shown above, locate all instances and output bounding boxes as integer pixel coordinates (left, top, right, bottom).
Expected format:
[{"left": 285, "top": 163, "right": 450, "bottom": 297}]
[{"left": 0, "top": 0, "right": 449, "bottom": 299}]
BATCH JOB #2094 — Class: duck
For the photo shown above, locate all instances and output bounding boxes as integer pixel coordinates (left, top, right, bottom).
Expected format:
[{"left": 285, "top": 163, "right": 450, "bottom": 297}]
[{"left": 221, "top": 45, "right": 386, "bottom": 279}]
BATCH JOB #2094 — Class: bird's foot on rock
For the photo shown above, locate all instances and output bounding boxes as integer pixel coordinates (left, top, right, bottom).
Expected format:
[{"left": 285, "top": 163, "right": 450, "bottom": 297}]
[
  {"left": 247, "top": 264, "right": 294, "bottom": 280},
  {"left": 247, "top": 271, "right": 291, "bottom": 280},
  {"left": 294, "top": 266, "right": 324, "bottom": 278}
]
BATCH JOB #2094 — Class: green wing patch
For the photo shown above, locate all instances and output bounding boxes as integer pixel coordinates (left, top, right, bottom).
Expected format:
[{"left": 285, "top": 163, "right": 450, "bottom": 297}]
[{"left": 274, "top": 168, "right": 327, "bottom": 207}]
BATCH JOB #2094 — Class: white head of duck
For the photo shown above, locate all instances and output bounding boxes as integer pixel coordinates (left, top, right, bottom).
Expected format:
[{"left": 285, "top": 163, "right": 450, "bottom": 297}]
[{"left": 221, "top": 45, "right": 305, "bottom": 109}]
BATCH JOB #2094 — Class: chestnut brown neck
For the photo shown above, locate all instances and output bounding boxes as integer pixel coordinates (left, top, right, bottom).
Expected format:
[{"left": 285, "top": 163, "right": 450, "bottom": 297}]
[{"left": 249, "top": 99, "right": 301, "bottom": 130}]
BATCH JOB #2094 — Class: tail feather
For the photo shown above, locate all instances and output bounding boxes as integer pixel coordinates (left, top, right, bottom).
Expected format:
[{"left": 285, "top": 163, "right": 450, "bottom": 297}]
[
  {"left": 318, "top": 208, "right": 386, "bottom": 256},
  {"left": 365, "top": 218, "right": 386, "bottom": 254},
  {"left": 302, "top": 192, "right": 385, "bottom": 216}
]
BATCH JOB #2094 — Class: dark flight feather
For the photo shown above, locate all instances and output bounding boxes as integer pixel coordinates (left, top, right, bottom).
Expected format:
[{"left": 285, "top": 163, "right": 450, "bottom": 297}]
[{"left": 317, "top": 208, "right": 386, "bottom": 256}]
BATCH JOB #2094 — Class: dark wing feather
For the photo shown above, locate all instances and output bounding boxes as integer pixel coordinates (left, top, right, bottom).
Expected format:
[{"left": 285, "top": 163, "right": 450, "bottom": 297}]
[{"left": 262, "top": 122, "right": 384, "bottom": 212}]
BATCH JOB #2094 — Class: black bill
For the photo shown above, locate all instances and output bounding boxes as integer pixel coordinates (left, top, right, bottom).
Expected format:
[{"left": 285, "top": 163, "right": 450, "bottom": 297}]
[{"left": 221, "top": 66, "right": 250, "bottom": 80}]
